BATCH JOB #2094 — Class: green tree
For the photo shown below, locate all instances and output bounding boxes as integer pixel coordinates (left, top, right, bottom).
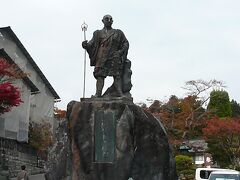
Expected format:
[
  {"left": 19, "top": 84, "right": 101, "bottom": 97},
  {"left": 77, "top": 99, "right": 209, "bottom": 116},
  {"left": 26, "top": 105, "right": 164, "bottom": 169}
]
[
  {"left": 207, "top": 90, "right": 232, "bottom": 118},
  {"left": 180, "top": 79, "right": 225, "bottom": 139},
  {"left": 28, "top": 120, "right": 53, "bottom": 157},
  {"left": 203, "top": 117, "right": 240, "bottom": 168},
  {"left": 175, "top": 155, "right": 195, "bottom": 180},
  {"left": 231, "top": 99, "right": 240, "bottom": 118},
  {"left": 206, "top": 140, "right": 231, "bottom": 168}
]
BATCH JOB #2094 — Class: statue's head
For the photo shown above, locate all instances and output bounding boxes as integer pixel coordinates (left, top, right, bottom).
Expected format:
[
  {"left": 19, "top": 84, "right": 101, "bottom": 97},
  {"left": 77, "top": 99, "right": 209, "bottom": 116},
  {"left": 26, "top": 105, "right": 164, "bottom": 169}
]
[{"left": 102, "top": 14, "right": 113, "bottom": 27}]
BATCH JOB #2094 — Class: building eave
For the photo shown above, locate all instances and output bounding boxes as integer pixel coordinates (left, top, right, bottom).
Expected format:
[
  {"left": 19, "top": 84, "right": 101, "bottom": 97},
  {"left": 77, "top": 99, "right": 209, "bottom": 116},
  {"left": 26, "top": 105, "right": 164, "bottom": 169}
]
[
  {"left": 0, "top": 26, "right": 60, "bottom": 100},
  {"left": 0, "top": 48, "right": 39, "bottom": 93}
]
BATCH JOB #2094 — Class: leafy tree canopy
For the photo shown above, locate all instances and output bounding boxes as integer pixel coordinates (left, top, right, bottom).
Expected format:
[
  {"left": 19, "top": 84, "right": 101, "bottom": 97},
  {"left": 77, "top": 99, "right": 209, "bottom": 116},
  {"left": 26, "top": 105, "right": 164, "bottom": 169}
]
[
  {"left": 175, "top": 155, "right": 195, "bottom": 180},
  {"left": 203, "top": 116, "right": 240, "bottom": 168},
  {"left": 231, "top": 99, "right": 240, "bottom": 118},
  {"left": 207, "top": 90, "right": 232, "bottom": 118}
]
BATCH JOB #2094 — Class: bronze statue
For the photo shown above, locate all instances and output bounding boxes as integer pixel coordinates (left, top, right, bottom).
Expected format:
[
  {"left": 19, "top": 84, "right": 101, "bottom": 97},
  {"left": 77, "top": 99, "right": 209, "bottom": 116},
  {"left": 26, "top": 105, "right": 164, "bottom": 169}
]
[{"left": 82, "top": 15, "right": 132, "bottom": 98}]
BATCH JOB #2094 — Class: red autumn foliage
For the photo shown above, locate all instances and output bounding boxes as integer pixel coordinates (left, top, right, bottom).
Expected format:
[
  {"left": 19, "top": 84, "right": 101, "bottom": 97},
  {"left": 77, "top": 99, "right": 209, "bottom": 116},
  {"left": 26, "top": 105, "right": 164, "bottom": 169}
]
[
  {"left": 203, "top": 117, "right": 240, "bottom": 167},
  {"left": 0, "top": 58, "right": 23, "bottom": 114},
  {"left": 151, "top": 95, "right": 206, "bottom": 146},
  {"left": 54, "top": 107, "right": 66, "bottom": 119},
  {"left": 0, "top": 58, "right": 26, "bottom": 80},
  {"left": 0, "top": 82, "right": 22, "bottom": 114},
  {"left": 203, "top": 117, "right": 240, "bottom": 137},
  {"left": 0, "top": 58, "right": 14, "bottom": 77}
]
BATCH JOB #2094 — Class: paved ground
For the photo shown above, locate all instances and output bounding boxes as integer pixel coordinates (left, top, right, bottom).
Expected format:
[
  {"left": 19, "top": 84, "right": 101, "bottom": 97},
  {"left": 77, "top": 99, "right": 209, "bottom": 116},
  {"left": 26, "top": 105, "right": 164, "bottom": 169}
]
[{"left": 10, "top": 173, "right": 46, "bottom": 180}]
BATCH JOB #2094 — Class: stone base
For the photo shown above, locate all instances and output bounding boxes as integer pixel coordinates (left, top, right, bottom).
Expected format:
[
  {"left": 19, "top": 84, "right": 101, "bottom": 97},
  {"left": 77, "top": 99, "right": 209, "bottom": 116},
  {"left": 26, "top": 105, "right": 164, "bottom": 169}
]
[{"left": 66, "top": 100, "right": 177, "bottom": 180}]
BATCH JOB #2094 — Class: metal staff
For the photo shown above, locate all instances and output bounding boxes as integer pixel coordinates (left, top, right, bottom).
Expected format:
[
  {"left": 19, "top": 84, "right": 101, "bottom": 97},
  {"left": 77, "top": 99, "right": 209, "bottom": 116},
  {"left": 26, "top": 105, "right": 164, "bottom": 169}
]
[{"left": 81, "top": 22, "right": 88, "bottom": 98}]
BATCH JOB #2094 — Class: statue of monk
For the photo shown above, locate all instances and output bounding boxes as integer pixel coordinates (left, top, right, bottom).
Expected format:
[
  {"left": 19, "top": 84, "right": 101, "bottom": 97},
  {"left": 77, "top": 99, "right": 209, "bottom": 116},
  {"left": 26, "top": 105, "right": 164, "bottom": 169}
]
[{"left": 82, "top": 15, "right": 132, "bottom": 98}]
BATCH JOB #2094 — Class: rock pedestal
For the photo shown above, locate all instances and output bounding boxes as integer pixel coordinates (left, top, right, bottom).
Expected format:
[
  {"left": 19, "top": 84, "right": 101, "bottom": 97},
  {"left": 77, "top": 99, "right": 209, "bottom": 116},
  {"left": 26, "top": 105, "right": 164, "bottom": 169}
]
[{"left": 66, "top": 98, "right": 177, "bottom": 180}]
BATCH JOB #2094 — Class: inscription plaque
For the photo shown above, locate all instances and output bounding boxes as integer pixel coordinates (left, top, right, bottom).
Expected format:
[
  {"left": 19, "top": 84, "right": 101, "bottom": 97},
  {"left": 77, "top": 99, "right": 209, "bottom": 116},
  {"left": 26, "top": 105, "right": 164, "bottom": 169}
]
[{"left": 94, "top": 110, "right": 116, "bottom": 163}]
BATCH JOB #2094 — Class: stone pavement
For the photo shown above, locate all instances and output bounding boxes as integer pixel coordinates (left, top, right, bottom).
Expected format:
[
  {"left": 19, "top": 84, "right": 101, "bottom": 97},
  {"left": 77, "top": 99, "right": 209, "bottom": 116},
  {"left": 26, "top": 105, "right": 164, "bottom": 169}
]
[{"left": 10, "top": 173, "right": 46, "bottom": 180}]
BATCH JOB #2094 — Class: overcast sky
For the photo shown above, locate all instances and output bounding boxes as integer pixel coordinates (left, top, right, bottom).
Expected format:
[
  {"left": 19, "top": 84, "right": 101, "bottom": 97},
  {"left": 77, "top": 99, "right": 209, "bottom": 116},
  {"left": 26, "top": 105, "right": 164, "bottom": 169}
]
[{"left": 1, "top": 0, "right": 240, "bottom": 109}]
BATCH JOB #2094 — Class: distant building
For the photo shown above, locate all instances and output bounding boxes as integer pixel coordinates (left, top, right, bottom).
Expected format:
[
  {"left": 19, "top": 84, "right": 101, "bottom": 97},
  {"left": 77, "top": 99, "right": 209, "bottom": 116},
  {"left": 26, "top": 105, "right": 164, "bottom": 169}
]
[
  {"left": 0, "top": 26, "right": 60, "bottom": 142},
  {"left": 179, "top": 139, "right": 211, "bottom": 167}
]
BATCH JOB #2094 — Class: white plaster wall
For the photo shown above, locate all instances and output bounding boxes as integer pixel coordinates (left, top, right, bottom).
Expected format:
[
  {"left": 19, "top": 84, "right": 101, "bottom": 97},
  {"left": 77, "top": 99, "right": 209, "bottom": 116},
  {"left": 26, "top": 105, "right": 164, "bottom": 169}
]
[
  {"left": 1, "top": 80, "right": 31, "bottom": 142},
  {"left": 0, "top": 29, "right": 56, "bottom": 141}
]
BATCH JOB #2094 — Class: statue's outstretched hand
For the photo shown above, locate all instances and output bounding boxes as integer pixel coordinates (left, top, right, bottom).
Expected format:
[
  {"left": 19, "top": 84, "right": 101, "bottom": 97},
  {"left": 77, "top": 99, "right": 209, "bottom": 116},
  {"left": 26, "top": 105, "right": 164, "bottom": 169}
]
[{"left": 82, "top": 40, "right": 88, "bottom": 49}]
